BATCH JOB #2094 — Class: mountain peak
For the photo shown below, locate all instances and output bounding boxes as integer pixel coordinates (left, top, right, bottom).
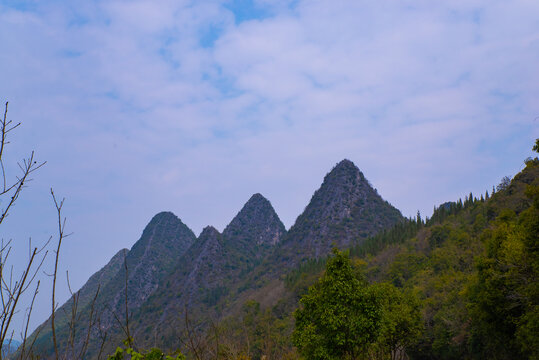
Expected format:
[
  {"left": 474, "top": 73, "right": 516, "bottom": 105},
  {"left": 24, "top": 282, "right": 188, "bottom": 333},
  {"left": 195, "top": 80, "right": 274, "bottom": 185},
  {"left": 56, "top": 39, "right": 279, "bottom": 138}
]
[
  {"left": 242, "top": 193, "right": 272, "bottom": 211},
  {"left": 200, "top": 226, "right": 220, "bottom": 238},
  {"left": 325, "top": 159, "right": 365, "bottom": 183},
  {"left": 282, "top": 161, "right": 402, "bottom": 261},
  {"left": 223, "top": 193, "right": 285, "bottom": 250},
  {"left": 150, "top": 211, "right": 178, "bottom": 221},
  {"left": 335, "top": 158, "right": 356, "bottom": 169},
  {"left": 248, "top": 192, "right": 268, "bottom": 203}
]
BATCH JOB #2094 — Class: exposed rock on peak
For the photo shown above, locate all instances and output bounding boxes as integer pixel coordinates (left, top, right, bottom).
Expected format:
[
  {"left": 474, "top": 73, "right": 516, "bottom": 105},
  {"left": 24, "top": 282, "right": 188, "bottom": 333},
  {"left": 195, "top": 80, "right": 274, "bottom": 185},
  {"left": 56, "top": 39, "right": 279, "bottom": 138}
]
[
  {"left": 224, "top": 193, "right": 285, "bottom": 250},
  {"left": 249, "top": 192, "right": 267, "bottom": 202},
  {"left": 131, "top": 211, "right": 195, "bottom": 262},
  {"left": 281, "top": 159, "right": 402, "bottom": 262},
  {"left": 199, "top": 225, "right": 221, "bottom": 239},
  {"left": 92, "top": 212, "right": 196, "bottom": 332},
  {"left": 151, "top": 210, "right": 178, "bottom": 220},
  {"left": 333, "top": 158, "right": 359, "bottom": 172},
  {"left": 323, "top": 158, "right": 365, "bottom": 187}
]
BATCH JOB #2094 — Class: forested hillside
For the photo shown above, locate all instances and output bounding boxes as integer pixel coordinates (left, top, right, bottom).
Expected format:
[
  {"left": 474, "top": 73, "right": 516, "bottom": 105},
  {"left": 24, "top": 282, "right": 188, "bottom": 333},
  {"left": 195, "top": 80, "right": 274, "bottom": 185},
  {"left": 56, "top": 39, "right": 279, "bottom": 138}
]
[{"left": 264, "top": 152, "right": 539, "bottom": 359}]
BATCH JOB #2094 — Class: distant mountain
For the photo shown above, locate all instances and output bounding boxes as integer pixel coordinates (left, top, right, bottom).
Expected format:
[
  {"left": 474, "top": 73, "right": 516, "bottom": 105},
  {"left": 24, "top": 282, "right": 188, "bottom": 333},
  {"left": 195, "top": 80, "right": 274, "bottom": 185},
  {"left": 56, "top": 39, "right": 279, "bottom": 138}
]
[
  {"left": 2, "top": 339, "right": 21, "bottom": 357},
  {"left": 223, "top": 193, "right": 286, "bottom": 263},
  {"left": 127, "top": 194, "right": 286, "bottom": 350},
  {"left": 70, "top": 247, "right": 128, "bottom": 311},
  {"left": 277, "top": 159, "right": 402, "bottom": 265},
  {"left": 30, "top": 211, "right": 197, "bottom": 358},
  {"left": 27, "top": 160, "right": 402, "bottom": 359}
]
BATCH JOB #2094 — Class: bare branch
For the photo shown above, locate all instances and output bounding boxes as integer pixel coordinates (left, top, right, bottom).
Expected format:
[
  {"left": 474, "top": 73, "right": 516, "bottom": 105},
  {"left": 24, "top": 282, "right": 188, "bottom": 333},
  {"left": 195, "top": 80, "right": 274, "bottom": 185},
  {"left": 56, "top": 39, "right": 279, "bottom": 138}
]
[{"left": 50, "top": 189, "right": 66, "bottom": 360}]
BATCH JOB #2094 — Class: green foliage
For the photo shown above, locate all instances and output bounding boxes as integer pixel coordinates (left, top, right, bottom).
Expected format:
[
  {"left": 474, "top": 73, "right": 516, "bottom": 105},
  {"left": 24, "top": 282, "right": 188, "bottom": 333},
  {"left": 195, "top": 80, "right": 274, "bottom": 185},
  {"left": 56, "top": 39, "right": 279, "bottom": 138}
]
[
  {"left": 468, "top": 183, "right": 539, "bottom": 359},
  {"left": 370, "top": 283, "right": 423, "bottom": 359},
  {"left": 107, "top": 339, "right": 185, "bottom": 360},
  {"left": 289, "top": 148, "right": 538, "bottom": 360},
  {"left": 293, "top": 249, "right": 381, "bottom": 360},
  {"left": 211, "top": 299, "right": 298, "bottom": 360}
]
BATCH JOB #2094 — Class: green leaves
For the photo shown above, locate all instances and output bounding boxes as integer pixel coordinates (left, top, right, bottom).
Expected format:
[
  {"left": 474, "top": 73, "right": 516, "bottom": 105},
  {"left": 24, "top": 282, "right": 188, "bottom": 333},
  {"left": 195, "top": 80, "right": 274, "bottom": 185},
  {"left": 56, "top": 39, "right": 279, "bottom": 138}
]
[
  {"left": 292, "top": 249, "right": 381, "bottom": 360},
  {"left": 468, "top": 183, "right": 539, "bottom": 359},
  {"left": 107, "top": 343, "right": 185, "bottom": 360}
]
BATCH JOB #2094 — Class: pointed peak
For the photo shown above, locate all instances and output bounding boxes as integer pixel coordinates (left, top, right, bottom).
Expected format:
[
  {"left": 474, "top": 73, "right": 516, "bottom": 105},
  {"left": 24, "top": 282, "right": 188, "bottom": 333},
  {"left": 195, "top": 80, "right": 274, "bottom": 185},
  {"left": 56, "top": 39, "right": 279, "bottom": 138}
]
[
  {"left": 249, "top": 192, "right": 268, "bottom": 202},
  {"left": 229, "top": 193, "right": 276, "bottom": 222},
  {"left": 223, "top": 193, "right": 285, "bottom": 247},
  {"left": 332, "top": 159, "right": 362, "bottom": 174},
  {"left": 232, "top": 193, "right": 279, "bottom": 222},
  {"left": 142, "top": 211, "right": 189, "bottom": 235},
  {"left": 244, "top": 193, "right": 271, "bottom": 207},
  {"left": 200, "top": 226, "right": 220, "bottom": 238},
  {"left": 335, "top": 158, "right": 356, "bottom": 168},
  {"left": 150, "top": 211, "right": 179, "bottom": 222},
  {"left": 323, "top": 159, "right": 365, "bottom": 184}
]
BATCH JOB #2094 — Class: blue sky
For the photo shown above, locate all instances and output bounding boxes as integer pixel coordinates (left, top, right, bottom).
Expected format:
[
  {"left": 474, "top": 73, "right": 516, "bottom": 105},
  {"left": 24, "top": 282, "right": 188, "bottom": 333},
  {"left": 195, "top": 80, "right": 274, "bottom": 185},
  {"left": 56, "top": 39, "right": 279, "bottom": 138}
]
[{"left": 1, "top": 0, "right": 538, "bottom": 335}]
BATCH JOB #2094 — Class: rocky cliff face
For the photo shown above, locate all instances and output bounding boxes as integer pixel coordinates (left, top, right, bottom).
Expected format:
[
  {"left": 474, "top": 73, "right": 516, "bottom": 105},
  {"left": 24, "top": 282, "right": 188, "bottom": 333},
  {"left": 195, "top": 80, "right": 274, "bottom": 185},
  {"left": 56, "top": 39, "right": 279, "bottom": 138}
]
[
  {"left": 131, "top": 196, "right": 287, "bottom": 346},
  {"left": 279, "top": 159, "right": 402, "bottom": 263},
  {"left": 223, "top": 193, "right": 286, "bottom": 258},
  {"left": 105, "top": 211, "right": 197, "bottom": 313},
  {"left": 68, "top": 248, "right": 128, "bottom": 314},
  {"left": 176, "top": 226, "right": 227, "bottom": 306}
]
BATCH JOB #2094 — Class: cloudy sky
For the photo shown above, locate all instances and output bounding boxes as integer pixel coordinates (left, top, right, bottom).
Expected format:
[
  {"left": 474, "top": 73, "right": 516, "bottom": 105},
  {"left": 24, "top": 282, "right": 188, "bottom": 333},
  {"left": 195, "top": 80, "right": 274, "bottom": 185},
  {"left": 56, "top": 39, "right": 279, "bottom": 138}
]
[{"left": 1, "top": 0, "right": 538, "bottom": 333}]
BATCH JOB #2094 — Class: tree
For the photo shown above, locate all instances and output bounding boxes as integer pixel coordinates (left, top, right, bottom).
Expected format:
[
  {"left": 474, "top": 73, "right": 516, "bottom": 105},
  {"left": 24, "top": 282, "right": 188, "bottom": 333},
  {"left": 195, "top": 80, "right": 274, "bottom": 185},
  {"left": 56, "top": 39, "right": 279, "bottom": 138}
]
[
  {"left": 292, "top": 249, "right": 381, "bottom": 360},
  {"left": 533, "top": 138, "right": 539, "bottom": 153},
  {"left": 0, "top": 102, "right": 47, "bottom": 359},
  {"left": 496, "top": 176, "right": 512, "bottom": 192},
  {"left": 469, "top": 179, "right": 539, "bottom": 359},
  {"left": 372, "top": 283, "right": 422, "bottom": 360}
]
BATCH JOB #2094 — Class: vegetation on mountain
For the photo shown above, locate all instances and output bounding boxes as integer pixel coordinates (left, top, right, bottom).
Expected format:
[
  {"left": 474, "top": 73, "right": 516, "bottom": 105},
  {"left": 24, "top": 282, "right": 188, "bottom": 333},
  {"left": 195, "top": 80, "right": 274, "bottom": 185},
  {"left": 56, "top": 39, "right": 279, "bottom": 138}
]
[
  {"left": 284, "top": 143, "right": 539, "bottom": 360},
  {"left": 107, "top": 339, "right": 185, "bottom": 360}
]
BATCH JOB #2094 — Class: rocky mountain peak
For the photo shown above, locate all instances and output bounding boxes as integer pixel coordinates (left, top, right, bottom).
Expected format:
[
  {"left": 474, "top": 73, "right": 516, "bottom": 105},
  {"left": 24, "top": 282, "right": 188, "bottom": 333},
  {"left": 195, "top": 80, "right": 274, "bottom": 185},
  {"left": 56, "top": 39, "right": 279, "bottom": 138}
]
[
  {"left": 323, "top": 159, "right": 365, "bottom": 187},
  {"left": 223, "top": 193, "right": 285, "bottom": 249},
  {"left": 281, "top": 159, "right": 402, "bottom": 261},
  {"left": 200, "top": 225, "right": 220, "bottom": 238},
  {"left": 103, "top": 211, "right": 196, "bottom": 321},
  {"left": 147, "top": 211, "right": 179, "bottom": 224},
  {"left": 133, "top": 208, "right": 195, "bottom": 252}
]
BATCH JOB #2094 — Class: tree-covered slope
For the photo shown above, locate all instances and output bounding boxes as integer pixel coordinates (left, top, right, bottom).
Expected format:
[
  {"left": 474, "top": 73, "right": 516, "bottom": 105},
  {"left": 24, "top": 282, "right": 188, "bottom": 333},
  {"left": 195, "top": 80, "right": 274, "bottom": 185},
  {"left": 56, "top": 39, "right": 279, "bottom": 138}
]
[{"left": 278, "top": 157, "right": 539, "bottom": 360}]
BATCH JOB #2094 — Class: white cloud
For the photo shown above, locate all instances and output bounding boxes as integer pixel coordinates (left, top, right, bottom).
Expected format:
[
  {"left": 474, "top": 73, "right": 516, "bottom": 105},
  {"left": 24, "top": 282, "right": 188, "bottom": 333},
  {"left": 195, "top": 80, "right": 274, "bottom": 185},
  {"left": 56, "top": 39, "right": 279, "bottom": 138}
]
[{"left": 1, "top": 0, "right": 538, "bottom": 333}]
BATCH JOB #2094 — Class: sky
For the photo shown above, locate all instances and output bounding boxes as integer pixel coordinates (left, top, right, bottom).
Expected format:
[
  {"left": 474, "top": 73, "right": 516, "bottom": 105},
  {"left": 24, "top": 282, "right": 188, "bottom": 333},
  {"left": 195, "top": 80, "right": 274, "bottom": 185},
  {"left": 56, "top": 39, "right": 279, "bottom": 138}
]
[{"left": 1, "top": 0, "right": 538, "bottom": 336}]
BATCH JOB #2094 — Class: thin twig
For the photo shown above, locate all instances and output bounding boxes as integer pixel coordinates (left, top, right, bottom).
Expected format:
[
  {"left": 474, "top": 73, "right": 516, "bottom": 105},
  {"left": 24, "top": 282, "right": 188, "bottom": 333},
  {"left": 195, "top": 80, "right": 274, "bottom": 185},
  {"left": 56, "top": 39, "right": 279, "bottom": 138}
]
[
  {"left": 51, "top": 189, "right": 67, "bottom": 360},
  {"left": 123, "top": 249, "right": 132, "bottom": 347}
]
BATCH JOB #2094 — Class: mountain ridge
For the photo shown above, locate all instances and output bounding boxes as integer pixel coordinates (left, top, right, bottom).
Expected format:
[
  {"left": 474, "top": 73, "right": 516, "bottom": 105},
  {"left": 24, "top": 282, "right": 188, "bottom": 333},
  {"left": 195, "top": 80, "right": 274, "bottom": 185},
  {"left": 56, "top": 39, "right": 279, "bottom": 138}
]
[{"left": 27, "top": 159, "right": 404, "bottom": 359}]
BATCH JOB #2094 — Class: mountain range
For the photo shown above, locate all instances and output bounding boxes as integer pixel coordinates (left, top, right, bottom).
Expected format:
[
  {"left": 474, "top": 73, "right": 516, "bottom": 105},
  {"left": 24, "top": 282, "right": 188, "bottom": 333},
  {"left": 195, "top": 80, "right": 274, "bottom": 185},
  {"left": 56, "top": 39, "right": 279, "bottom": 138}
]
[{"left": 28, "top": 159, "right": 403, "bottom": 358}]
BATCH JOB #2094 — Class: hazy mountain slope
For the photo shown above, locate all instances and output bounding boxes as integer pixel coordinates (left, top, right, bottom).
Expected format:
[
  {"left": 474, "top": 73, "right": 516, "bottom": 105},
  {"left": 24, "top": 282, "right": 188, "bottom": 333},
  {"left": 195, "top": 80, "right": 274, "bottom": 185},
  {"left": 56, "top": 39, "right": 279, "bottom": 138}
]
[
  {"left": 29, "top": 211, "right": 197, "bottom": 358},
  {"left": 25, "top": 248, "right": 127, "bottom": 359}
]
